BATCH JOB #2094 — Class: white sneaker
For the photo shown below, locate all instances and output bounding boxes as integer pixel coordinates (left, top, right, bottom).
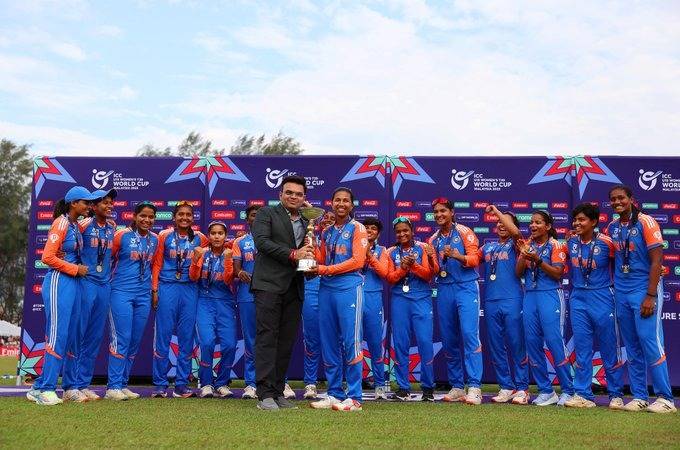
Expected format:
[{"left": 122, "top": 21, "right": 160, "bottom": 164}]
[
  {"left": 564, "top": 394, "right": 596, "bottom": 408},
  {"left": 557, "top": 393, "right": 573, "bottom": 406},
  {"left": 464, "top": 387, "right": 482, "bottom": 405},
  {"left": 242, "top": 385, "right": 257, "bottom": 399},
  {"left": 332, "top": 398, "right": 362, "bottom": 412},
  {"left": 442, "top": 387, "right": 466, "bottom": 402},
  {"left": 303, "top": 384, "right": 318, "bottom": 399},
  {"left": 310, "top": 395, "right": 341, "bottom": 409},
  {"left": 491, "top": 389, "right": 515, "bottom": 403},
  {"left": 623, "top": 398, "right": 649, "bottom": 412},
  {"left": 216, "top": 386, "right": 233, "bottom": 398},
  {"left": 80, "top": 388, "right": 101, "bottom": 401},
  {"left": 121, "top": 388, "right": 140, "bottom": 400},
  {"left": 26, "top": 388, "right": 40, "bottom": 403},
  {"left": 374, "top": 386, "right": 388, "bottom": 400},
  {"left": 511, "top": 390, "right": 530, "bottom": 405},
  {"left": 63, "top": 389, "right": 89, "bottom": 403},
  {"left": 646, "top": 398, "right": 677, "bottom": 414},
  {"left": 199, "top": 386, "right": 214, "bottom": 398},
  {"left": 283, "top": 383, "right": 296, "bottom": 399},
  {"left": 36, "top": 391, "right": 63, "bottom": 406},
  {"left": 609, "top": 397, "right": 625, "bottom": 410},
  {"left": 533, "top": 392, "right": 558, "bottom": 406},
  {"left": 105, "top": 389, "right": 128, "bottom": 401}
]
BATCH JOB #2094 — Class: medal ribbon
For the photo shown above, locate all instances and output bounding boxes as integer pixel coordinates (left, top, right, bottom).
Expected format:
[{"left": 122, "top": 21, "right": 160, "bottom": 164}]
[
  {"left": 577, "top": 233, "right": 597, "bottom": 286},
  {"left": 174, "top": 231, "right": 190, "bottom": 277},
  {"left": 398, "top": 244, "right": 415, "bottom": 289},
  {"left": 138, "top": 231, "right": 150, "bottom": 280},
  {"left": 489, "top": 240, "right": 510, "bottom": 279},
  {"left": 530, "top": 239, "right": 550, "bottom": 287},
  {"left": 329, "top": 222, "right": 348, "bottom": 265},
  {"left": 96, "top": 222, "right": 110, "bottom": 270},
  {"left": 204, "top": 252, "right": 221, "bottom": 288},
  {"left": 617, "top": 222, "right": 632, "bottom": 272}
]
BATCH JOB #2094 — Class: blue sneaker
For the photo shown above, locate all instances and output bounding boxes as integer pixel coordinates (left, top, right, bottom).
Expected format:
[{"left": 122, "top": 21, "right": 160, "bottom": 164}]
[
  {"left": 173, "top": 386, "right": 195, "bottom": 398},
  {"left": 557, "top": 393, "right": 573, "bottom": 406},
  {"left": 532, "top": 392, "right": 558, "bottom": 406},
  {"left": 151, "top": 387, "right": 167, "bottom": 398}
]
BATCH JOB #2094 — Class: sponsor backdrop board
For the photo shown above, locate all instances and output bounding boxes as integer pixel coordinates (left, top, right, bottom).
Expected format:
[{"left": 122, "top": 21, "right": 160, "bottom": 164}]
[{"left": 21, "top": 155, "right": 680, "bottom": 388}]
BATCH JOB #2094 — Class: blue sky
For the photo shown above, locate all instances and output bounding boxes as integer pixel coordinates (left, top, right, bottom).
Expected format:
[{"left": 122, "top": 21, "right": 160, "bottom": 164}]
[{"left": 1, "top": 0, "right": 678, "bottom": 157}]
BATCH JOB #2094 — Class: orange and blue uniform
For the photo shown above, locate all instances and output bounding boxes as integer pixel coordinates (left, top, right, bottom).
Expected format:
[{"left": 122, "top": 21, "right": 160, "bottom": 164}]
[
  {"left": 478, "top": 240, "right": 528, "bottom": 392},
  {"left": 107, "top": 228, "right": 159, "bottom": 390},
  {"left": 385, "top": 242, "right": 438, "bottom": 391},
  {"left": 62, "top": 217, "right": 116, "bottom": 392},
  {"left": 190, "top": 250, "right": 235, "bottom": 389},
  {"left": 363, "top": 243, "right": 389, "bottom": 389},
  {"left": 566, "top": 233, "right": 623, "bottom": 400},
  {"left": 33, "top": 215, "right": 84, "bottom": 392},
  {"left": 606, "top": 214, "right": 673, "bottom": 401},
  {"left": 316, "top": 219, "right": 368, "bottom": 402},
  {"left": 232, "top": 233, "right": 257, "bottom": 388},
  {"left": 428, "top": 224, "right": 482, "bottom": 388},
  {"left": 522, "top": 238, "right": 574, "bottom": 395},
  {"left": 151, "top": 228, "right": 208, "bottom": 389}
]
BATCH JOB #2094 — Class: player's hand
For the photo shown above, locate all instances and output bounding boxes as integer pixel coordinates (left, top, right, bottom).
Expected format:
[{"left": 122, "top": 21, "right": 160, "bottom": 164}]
[
  {"left": 451, "top": 248, "right": 464, "bottom": 261},
  {"left": 151, "top": 291, "right": 158, "bottom": 310},
  {"left": 76, "top": 264, "right": 89, "bottom": 277},
  {"left": 305, "top": 265, "right": 320, "bottom": 276},
  {"left": 424, "top": 244, "right": 435, "bottom": 258},
  {"left": 193, "top": 246, "right": 208, "bottom": 260},
  {"left": 640, "top": 295, "right": 656, "bottom": 318},
  {"left": 235, "top": 230, "right": 247, "bottom": 238},
  {"left": 238, "top": 270, "right": 252, "bottom": 283},
  {"left": 443, "top": 245, "right": 454, "bottom": 258},
  {"left": 294, "top": 244, "right": 314, "bottom": 261},
  {"left": 485, "top": 204, "right": 500, "bottom": 216}
]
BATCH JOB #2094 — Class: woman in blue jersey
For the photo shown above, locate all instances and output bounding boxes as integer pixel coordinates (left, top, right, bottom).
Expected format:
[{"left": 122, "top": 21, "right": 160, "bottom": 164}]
[
  {"left": 151, "top": 201, "right": 207, "bottom": 398},
  {"left": 27, "top": 186, "right": 98, "bottom": 406},
  {"left": 105, "top": 201, "right": 159, "bottom": 400},
  {"left": 515, "top": 211, "right": 574, "bottom": 406},
  {"left": 308, "top": 187, "right": 368, "bottom": 412},
  {"left": 427, "top": 198, "right": 482, "bottom": 405},
  {"left": 63, "top": 188, "right": 117, "bottom": 402},
  {"left": 563, "top": 202, "right": 624, "bottom": 409},
  {"left": 478, "top": 205, "right": 529, "bottom": 405},
  {"left": 387, "top": 217, "right": 438, "bottom": 402},
  {"left": 606, "top": 185, "right": 676, "bottom": 413},
  {"left": 190, "top": 221, "right": 236, "bottom": 399}
]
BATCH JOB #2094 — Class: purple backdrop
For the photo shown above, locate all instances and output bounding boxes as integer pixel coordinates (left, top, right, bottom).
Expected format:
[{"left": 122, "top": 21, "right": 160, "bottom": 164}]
[{"left": 20, "top": 155, "right": 680, "bottom": 388}]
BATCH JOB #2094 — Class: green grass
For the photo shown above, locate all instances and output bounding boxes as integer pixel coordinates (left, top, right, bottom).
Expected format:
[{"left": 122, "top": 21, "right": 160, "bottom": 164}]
[
  {"left": 0, "top": 356, "right": 18, "bottom": 385},
  {"left": 2, "top": 395, "right": 679, "bottom": 449}
]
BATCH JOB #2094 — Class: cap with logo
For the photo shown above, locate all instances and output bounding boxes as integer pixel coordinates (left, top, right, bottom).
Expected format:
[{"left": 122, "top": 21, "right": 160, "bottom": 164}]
[
  {"left": 91, "top": 188, "right": 118, "bottom": 201},
  {"left": 64, "top": 186, "right": 99, "bottom": 203}
]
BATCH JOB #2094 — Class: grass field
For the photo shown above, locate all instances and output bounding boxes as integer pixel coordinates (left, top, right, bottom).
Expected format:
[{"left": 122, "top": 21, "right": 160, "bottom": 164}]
[
  {"left": 0, "top": 356, "right": 18, "bottom": 385},
  {"left": 3, "top": 394, "right": 680, "bottom": 449}
]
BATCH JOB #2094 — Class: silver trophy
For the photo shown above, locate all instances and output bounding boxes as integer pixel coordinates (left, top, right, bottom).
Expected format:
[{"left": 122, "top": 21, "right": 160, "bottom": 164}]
[{"left": 297, "top": 207, "right": 325, "bottom": 271}]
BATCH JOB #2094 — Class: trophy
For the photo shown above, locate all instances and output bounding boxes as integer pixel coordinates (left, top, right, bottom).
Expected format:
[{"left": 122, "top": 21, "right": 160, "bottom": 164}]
[{"left": 297, "top": 206, "right": 326, "bottom": 271}]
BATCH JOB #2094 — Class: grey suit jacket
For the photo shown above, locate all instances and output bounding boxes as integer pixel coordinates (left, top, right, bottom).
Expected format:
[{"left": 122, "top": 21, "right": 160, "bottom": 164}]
[{"left": 250, "top": 203, "right": 308, "bottom": 296}]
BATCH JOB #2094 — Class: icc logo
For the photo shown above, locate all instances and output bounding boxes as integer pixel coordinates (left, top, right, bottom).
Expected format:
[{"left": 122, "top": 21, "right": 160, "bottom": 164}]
[
  {"left": 638, "top": 169, "right": 662, "bottom": 191},
  {"left": 265, "top": 168, "right": 290, "bottom": 189},
  {"left": 92, "top": 169, "right": 114, "bottom": 189},
  {"left": 450, "top": 169, "right": 474, "bottom": 190}
]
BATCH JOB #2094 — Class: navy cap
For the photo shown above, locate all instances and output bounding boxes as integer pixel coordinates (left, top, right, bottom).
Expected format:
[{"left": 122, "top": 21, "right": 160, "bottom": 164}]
[
  {"left": 91, "top": 188, "right": 118, "bottom": 201},
  {"left": 64, "top": 186, "right": 99, "bottom": 203}
]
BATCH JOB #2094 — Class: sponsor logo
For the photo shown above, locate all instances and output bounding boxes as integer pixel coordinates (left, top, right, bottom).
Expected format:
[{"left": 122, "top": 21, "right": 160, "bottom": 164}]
[
  {"left": 599, "top": 213, "right": 609, "bottom": 223},
  {"left": 248, "top": 200, "right": 265, "bottom": 206},
  {"left": 552, "top": 202, "right": 568, "bottom": 209},
  {"left": 33, "top": 285, "right": 42, "bottom": 294},
  {"left": 35, "top": 249, "right": 44, "bottom": 255},
  {"left": 397, "top": 212, "right": 421, "bottom": 222},
  {"left": 167, "top": 200, "right": 201, "bottom": 207},
  {"left": 362, "top": 200, "right": 378, "bottom": 207},
  {"left": 324, "top": 200, "right": 332, "bottom": 206},
  {"left": 638, "top": 169, "right": 680, "bottom": 192},
  {"left": 474, "top": 227, "right": 489, "bottom": 234},
  {"left": 212, "top": 199, "right": 228, "bottom": 206},
  {"left": 664, "top": 254, "right": 679, "bottom": 262},
  {"left": 132, "top": 200, "right": 163, "bottom": 207},
  {"left": 495, "top": 202, "right": 509, "bottom": 209},
  {"left": 642, "top": 203, "right": 658, "bottom": 209},
  {"left": 650, "top": 214, "right": 668, "bottom": 224},
  {"left": 638, "top": 169, "right": 663, "bottom": 191},
  {"left": 396, "top": 201, "right": 412, "bottom": 208},
  {"left": 425, "top": 212, "right": 435, "bottom": 222},
  {"left": 473, "top": 202, "right": 489, "bottom": 209},
  {"left": 663, "top": 292, "right": 670, "bottom": 302},
  {"left": 484, "top": 213, "right": 497, "bottom": 223},
  {"left": 155, "top": 211, "right": 173, "bottom": 221},
  {"left": 230, "top": 224, "right": 245, "bottom": 231},
  {"left": 35, "top": 260, "right": 48, "bottom": 269},
  {"left": 662, "top": 240, "right": 669, "bottom": 249},
  {"left": 354, "top": 211, "right": 378, "bottom": 220},
  {"left": 516, "top": 213, "right": 532, "bottom": 223},
  {"left": 676, "top": 292, "right": 680, "bottom": 302},
  {"left": 212, "top": 211, "right": 236, "bottom": 220},
  {"left": 416, "top": 201, "right": 433, "bottom": 208},
  {"left": 265, "top": 168, "right": 291, "bottom": 189},
  {"left": 38, "top": 200, "right": 53, "bottom": 207},
  {"left": 663, "top": 229, "right": 679, "bottom": 235},
  {"left": 675, "top": 266, "right": 680, "bottom": 276},
  {"left": 456, "top": 213, "right": 479, "bottom": 223},
  {"left": 121, "top": 212, "right": 133, "bottom": 221},
  {"left": 552, "top": 213, "right": 568, "bottom": 223},
  {"left": 91, "top": 169, "right": 114, "bottom": 189},
  {"left": 36, "top": 224, "right": 50, "bottom": 231},
  {"left": 416, "top": 226, "right": 432, "bottom": 233},
  {"left": 268, "top": 200, "right": 280, "bottom": 206},
  {"left": 673, "top": 215, "right": 680, "bottom": 224},
  {"left": 450, "top": 169, "right": 474, "bottom": 190},
  {"left": 555, "top": 227, "right": 568, "bottom": 234},
  {"left": 513, "top": 202, "right": 529, "bottom": 209},
  {"left": 532, "top": 202, "right": 548, "bottom": 209},
  {"left": 454, "top": 202, "right": 470, "bottom": 208},
  {"left": 37, "top": 211, "right": 52, "bottom": 220},
  {"left": 113, "top": 200, "right": 128, "bottom": 207},
  {"left": 662, "top": 203, "right": 678, "bottom": 209}
]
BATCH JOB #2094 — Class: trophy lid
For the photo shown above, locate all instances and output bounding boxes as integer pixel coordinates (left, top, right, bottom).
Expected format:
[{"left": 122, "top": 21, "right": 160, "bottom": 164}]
[{"left": 300, "top": 207, "right": 325, "bottom": 220}]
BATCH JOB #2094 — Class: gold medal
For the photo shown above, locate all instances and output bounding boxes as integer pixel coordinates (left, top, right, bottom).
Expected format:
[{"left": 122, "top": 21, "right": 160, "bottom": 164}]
[
  {"left": 175, "top": 272, "right": 182, "bottom": 280},
  {"left": 622, "top": 265, "right": 630, "bottom": 274},
  {"left": 439, "top": 270, "right": 447, "bottom": 278}
]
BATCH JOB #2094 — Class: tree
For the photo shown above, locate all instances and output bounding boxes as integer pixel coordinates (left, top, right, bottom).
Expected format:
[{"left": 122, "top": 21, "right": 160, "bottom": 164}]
[
  {"left": 229, "top": 131, "right": 303, "bottom": 156},
  {"left": 0, "top": 139, "right": 32, "bottom": 324}
]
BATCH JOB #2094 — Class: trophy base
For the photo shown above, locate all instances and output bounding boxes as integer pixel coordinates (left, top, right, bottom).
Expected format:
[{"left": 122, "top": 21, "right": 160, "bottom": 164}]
[{"left": 297, "top": 258, "right": 317, "bottom": 272}]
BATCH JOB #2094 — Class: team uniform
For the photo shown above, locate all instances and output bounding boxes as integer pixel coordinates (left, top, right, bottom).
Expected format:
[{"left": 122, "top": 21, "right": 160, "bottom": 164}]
[
  {"left": 151, "top": 228, "right": 208, "bottom": 390},
  {"left": 522, "top": 238, "right": 574, "bottom": 396},
  {"left": 107, "top": 228, "right": 159, "bottom": 390},
  {"left": 385, "top": 242, "right": 438, "bottom": 393},
  {"left": 428, "top": 225, "right": 482, "bottom": 390},
  {"left": 33, "top": 215, "right": 85, "bottom": 395},
  {"left": 566, "top": 233, "right": 624, "bottom": 401},
  {"left": 316, "top": 219, "right": 368, "bottom": 403},
  {"left": 478, "top": 240, "right": 529, "bottom": 395},
  {"left": 62, "top": 217, "right": 115, "bottom": 392},
  {"left": 189, "top": 250, "right": 235, "bottom": 390},
  {"left": 363, "top": 244, "right": 389, "bottom": 390},
  {"left": 232, "top": 233, "right": 257, "bottom": 389},
  {"left": 606, "top": 214, "right": 673, "bottom": 402}
]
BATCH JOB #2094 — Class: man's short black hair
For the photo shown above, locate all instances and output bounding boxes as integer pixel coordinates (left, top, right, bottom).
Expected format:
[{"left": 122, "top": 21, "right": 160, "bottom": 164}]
[{"left": 280, "top": 175, "right": 307, "bottom": 193}]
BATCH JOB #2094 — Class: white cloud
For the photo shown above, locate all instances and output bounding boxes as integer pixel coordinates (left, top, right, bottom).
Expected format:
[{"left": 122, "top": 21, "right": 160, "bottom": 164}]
[
  {"left": 49, "top": 42, "right": 86, "bottom": 61},
  {"left": 94, "top": 25, "right": 123, "bottom": 38},
  {"left": 115, "top": 85, "right": 138, "bottom": 101}
]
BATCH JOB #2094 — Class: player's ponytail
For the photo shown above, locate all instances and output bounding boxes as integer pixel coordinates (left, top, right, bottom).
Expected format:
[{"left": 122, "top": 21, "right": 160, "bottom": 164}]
[{"left": 52, "top": 198, "right": 69, "bottom": 219}]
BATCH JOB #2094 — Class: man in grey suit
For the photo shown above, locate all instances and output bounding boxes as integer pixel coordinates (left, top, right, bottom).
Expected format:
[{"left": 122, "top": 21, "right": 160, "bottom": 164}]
[{"left": 250, "top": 175, "right": 313, "bottom": 410}]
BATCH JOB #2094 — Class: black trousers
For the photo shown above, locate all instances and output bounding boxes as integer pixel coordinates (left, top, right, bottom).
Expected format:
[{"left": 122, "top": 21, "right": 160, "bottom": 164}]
[{"left": 253, "top": 283, "right": 303, "bottom": 400}]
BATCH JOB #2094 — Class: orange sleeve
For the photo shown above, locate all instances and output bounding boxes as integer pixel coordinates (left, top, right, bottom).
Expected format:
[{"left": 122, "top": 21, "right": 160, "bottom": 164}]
[
  {"left": 189, "top": 253, "right": 204, "bottom": 282},
  {"left": 111, "top": 228, "right": 126, "bottom": 259},
  {"left": 550, "top": 240, "right": 567, "bottom": 265},
  {"left": 152, "top": 230, "right": 169, "bottom": 290},
  {"left": 197, "top": 231, "right": 209, "bottom": 247},
  {"left": 600, "top": 235, "right": 615, "bottom": 258},
  {"left": 232, "top": 236, "right": 243, "bottom": 259},
  {"left": 318, "top": 223, "right": 367, "bottom": 276},
  {"left": 42, "top": 218, "right": 79, "bottom": 276},
  {"left": 77, "top": 217, "right": 92, "bottom": 233},
  {"left": 459, "top": 225, "right": 480, "bottom": 267},
  {"left": 222, "top": 256, "right": 234, "bottom": 283},
  {"left": 368, "top": 247, "right": 390, "bottom": 280},
  {"left": 385, "top": 247, "right": 408, "bottom": 284},
  {"left": 640, "top": 215, "right": 663, "bottom": 249},
  {"left": 476, "top": 244, "right": 484, "bottom": 263},
  {"left": 315, "top": 229, "right": 328, "bottom": 265}
]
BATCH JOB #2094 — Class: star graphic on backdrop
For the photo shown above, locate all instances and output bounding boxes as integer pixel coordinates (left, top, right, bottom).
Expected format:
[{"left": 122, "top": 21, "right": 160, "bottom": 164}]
[
  {"left": 528, "top": 156, "right": 622, "bottom": 199},
  {"left": 33, "top": 157, "right": 76, "bottom": 196},
  {"left": 165, "top": 156, "right": 250, "bottom": 196},
  {"left": 341, "top": 155, "right": 435, "bottom": 198}
]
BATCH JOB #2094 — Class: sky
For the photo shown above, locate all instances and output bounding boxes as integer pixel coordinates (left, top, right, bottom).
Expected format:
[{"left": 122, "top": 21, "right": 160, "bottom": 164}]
[{"left": 1, "top": 0, "right": 679, "bottom": 157}]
